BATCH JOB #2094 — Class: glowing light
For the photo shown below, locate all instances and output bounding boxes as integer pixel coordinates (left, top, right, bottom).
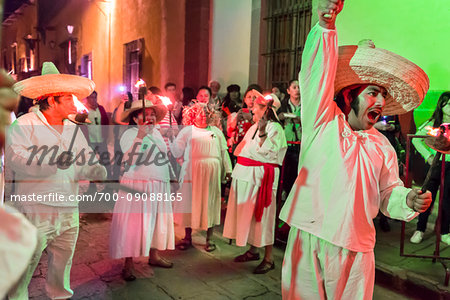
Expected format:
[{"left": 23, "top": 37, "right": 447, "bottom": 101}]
[
  {"left": 135, "top": 79, "right": 146, "bottom": 88},
  {"left": 72, "top": 95, "right": 88, "bottom": 113},
  {"left": 118, "top": 85, "right": 126, "bottom": 92},
  {"left": 68, "top": 40, "right": 72, "bottom": 64},
  {"left": 264, "top": 95, "right": 273, "bottom": 100},
  {"left": 158, "top": 96, "right": 172, "bottom": 106},
  {"left": 426, "top": 126, "right": 440, "bottom": 137},
  {"left": 67, "top": 25, "right": 74, "bottom": 35}
]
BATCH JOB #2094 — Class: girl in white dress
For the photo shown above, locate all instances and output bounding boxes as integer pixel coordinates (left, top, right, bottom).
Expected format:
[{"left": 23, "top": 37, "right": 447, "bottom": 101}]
[
  {"left": 110, "top": 99, "right": 175, "bottom": 281},
  {"left": 223, "top": 91, "right": 287, "bottom": 274},
  {"left": 170, "top": 103, "right": 232, "bottom": 252}
]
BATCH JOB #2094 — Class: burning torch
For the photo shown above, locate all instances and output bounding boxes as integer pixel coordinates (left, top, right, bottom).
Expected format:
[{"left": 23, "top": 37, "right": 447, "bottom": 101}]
[
  {"left": 421, "top": 123, "right": 450, "bottom": 193},
  {"left": 57, "top": 96, "right": 91, "bottom": 169},
  {"left": 159, "top": 96, "right": 173, "bottom": 126},
  {"left": 135, "top": 79, "right": 147, "bottom": 122}
]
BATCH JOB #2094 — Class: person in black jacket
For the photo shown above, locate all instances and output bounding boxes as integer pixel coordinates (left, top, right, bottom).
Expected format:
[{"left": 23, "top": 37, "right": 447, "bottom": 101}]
[{"left": 277, "top": 79, "right": 301, "bottom": 199}]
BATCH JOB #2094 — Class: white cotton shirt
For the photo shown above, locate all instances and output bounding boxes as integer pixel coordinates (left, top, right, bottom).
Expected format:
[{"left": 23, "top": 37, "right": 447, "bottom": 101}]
[
  {"left": 120, "top": 127, "right": 170, "bottom": 182},
  {"left": 6, "top": 110, "right": 106, "bottom": 207},
  {"left": 232, "top": 122, "right": 287, "bottom": 185},
  {"left": 279, "top": 23, "right": 417, "bottom": 253}
]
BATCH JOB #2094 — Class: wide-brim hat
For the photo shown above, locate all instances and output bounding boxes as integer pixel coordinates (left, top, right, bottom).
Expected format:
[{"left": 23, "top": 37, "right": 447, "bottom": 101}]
[
  {"left": 334, "top": 40, "right": 429, "bottom": 116},
  {"left": 252, "top": 90, "right": 281, "bottom": 120},
  {"left": 13, "top": 62, "right": 95, "bottom": 100},
  {"left": 121, "top": 99, "right": 168, "bottom": 124}
]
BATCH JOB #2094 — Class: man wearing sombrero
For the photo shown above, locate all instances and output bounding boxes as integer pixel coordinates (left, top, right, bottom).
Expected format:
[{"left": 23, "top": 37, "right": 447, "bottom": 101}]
[
  {"left": 6, "top": 62, "right": 107, "bottom": 299},
  {"left": 280, "top": 0, "right": 432, "bottom": 299}
]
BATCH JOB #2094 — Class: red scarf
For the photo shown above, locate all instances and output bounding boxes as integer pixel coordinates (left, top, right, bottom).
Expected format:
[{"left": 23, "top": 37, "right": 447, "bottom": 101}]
[{"left": 237, "top": 156, "right": 278, "bottom": 222}]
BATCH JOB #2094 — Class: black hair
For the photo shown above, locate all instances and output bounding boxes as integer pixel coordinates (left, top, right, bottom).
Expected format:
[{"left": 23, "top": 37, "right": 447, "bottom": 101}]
[
  {"left": 242, "top": 84, "right": 263, "bottom": 109},
  {"left": 222, "top": 84, "right": 241, "bottom": 109},
  {"left": 182, "top": 87, "right": 196, "bottom": 106},
  {"left": 88, "top": 91, "right": 98, "bottom": 98},
  {"left": 431, "top": 91, "right": 450, "bottom": 127},
  {"left": 164, "top": 82, "right": 176, "bottom": 90},
  {"left": 288, "top": 79, "right": 298, "bottom": 87},
  {"left": 149, "top": 86, "right": 162, "bottom": 95},
  {"left": 16, "top": 96, "right": 34, "bottom": 117},
  {"left": 335, "top": 85, "right": 365, "bottom": 116},
  {"left": 39, "top": 96, "right": 61, "bottom": 111},
  {"left": 197, "top": 86, "right": 212, "bottom": 96}
]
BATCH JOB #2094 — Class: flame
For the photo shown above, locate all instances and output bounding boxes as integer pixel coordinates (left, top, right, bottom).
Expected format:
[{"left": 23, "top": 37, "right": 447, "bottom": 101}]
[
  {"left": 73, "top": 95, "right": 88, "bottom": 113},
  {"left": 135, "top": 79, "right": 146, "bottom": 88},
  {"left": 158, "top": 96, "right": 172, "bottom": 106},
  {"left": 426, "top": 126, "right": 440, "bottom": 137}
]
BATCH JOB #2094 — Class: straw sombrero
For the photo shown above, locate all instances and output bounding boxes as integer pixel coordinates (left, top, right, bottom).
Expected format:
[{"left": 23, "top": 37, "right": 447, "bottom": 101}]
[
  {"left": 121, "top": 99, "right": 168, "bottom": 124},
  {"left": 13, "top": 62, "right": 95, "bottom": 100},
  {"left": 334, "top": 40, "right": 429, "bottom": 116}
]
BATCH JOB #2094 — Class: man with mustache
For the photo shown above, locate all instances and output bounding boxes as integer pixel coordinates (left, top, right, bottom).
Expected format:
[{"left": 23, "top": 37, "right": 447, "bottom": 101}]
[{"left": 280, "top": 0, "right": 432, "bottom": 299}]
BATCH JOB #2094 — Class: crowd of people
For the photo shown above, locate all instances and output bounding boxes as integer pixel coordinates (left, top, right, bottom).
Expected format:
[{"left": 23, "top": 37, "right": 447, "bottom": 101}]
[{"left": 0, "top": 0, "right": 446, "bottom": 299}]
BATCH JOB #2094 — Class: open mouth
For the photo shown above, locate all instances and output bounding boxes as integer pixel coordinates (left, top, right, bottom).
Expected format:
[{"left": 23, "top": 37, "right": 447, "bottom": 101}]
[{"left": 367, "top": 110, "right": 381, "bottom": 123}]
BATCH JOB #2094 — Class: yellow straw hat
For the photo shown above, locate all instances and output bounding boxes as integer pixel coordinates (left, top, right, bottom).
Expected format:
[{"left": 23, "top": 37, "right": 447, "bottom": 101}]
[
  {"left": 13, "top": 62, "right": 95, "bottom": 100},
  {"left": 334, "top": 40, "right": 429, "bottom": 116}
]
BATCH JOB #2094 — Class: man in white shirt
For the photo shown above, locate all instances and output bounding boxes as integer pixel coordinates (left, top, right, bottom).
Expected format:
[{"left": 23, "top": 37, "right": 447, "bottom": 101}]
[
  {"left": 6, "top": 62, "right": 106, "bottom": 300},
  {"left": 280, "top": 1, "right": 432, "bottom": 299}
]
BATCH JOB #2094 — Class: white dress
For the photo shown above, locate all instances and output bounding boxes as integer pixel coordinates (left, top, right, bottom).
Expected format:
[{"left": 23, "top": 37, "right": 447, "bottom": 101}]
[
  {"left": 170, "top": 125, "right": 232, "bottom": 230},
  {"left": 223, "top": 122, "right": 287, "bottom": 247},
  {"left": 110, "top": 128, "right": 175, "bottom": 259}
]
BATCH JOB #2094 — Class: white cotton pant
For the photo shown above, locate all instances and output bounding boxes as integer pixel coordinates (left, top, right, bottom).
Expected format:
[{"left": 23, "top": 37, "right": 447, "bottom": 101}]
[
  {"left": 8, "top": 204, "right": 79, "bottom": 300},
  {"left": 282, "top": 227, "right": 375, "bottom": 300}
]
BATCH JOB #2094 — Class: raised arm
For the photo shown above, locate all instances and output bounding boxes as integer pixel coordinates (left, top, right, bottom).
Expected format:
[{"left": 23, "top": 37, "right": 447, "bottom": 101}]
[{"left": 300, "top": 0, "right": 343, "bottom": 137}]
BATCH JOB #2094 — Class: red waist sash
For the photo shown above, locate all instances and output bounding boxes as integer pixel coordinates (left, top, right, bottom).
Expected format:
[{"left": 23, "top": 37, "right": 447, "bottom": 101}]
[{"left": 237, "top": 156, "right": 278, "bottom": 222}]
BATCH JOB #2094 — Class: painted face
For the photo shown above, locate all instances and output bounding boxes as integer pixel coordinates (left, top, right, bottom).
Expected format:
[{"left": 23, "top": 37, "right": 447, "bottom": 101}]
[
  {"left": 252, "top": 103, "right": 266, "bottom": 123},
  {"left": 133, "top": 107, "right": 157, "bottom": 126},
  {"left": 244, "top": 92, "right": 255, "bottom": 109},
  {"left": 347, "top": 85, "right": 387, "bottom": 131},
  {"left": 197, "top": 89, "right": 211, "bottom": 103},
  {"left": 287, "top": 80, "right": 300, "bottom": 100},
  {"left": 193, "top": 108, "right": 208, "bottom": 128},
  {"left": 54, "top": 94, "right": 77, "bottom": 118}
]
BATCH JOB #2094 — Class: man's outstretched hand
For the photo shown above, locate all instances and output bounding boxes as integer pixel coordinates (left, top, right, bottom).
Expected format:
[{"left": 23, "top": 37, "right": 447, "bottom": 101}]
[
  {"left": 406, "top": 189, "right": 432, "bottom": 213},
  {"left": 318, "top": 0, "right": 344, "bottom": 29}
]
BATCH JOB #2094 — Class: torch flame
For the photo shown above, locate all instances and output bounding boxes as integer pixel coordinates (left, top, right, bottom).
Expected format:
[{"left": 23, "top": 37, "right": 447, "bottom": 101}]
[
  {"left": 135, "top": 79, "right": 146, "bottom": 88},
  {"left": 425, "top": 126, "right": 440, "bottom": 137},
  {"left": 158, "top": 96, "right": 172, "bottom": 106},
  {"left": 73, "top": 95, "right": 88, "bottom": 113}
]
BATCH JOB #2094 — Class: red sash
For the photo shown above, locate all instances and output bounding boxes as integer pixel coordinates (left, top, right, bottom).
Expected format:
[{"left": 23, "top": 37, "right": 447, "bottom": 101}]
[{"left": 237, "top": 157, "right": 278, "bottom": 222}]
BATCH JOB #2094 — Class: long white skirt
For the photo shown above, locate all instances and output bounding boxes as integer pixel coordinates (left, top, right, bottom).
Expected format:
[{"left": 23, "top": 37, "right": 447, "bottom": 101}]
[
  {"left": 174, "top": 157, "right": 222, "bottom": 230},
  {"left": 110, "top": 179, "right": 175, "bottom": 259},
  {"left": 223, "top": 178, "right": 277, "bottom": 247}
]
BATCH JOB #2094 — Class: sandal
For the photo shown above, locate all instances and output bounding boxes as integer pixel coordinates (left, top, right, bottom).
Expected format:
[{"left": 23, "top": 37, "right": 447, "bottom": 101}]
[
  {"left": 205, "top": 241, "right": 216, "bottom": 252},
  {"left": 234, "top": 250, "right": 260, "bottom": 262},
  {"left": 121, "top": 268, "right": 136, "bottom": 281},
  {"left": 177, "top": 238, "right": 192, "bottom": 251},
  {"left": 148, "top": 257, "right": 174, "bottom": 268},
  {"left": 253, "top": 259, "right": 275, "bottom": 274}
]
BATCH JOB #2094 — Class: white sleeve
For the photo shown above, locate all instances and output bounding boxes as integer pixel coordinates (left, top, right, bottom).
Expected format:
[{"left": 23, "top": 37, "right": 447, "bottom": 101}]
[
  {"left": 379, "top": 146, "right": 417, "bottom": 221},
  {"left": 169, "top": 126, "right": 190, "bottom": 158}
]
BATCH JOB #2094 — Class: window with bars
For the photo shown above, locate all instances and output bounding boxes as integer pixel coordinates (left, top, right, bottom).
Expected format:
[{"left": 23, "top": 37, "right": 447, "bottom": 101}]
[
  {"left": 123, "top": 38, "right": 144, "bottom": 99},
  {"left": 263, "top": 0, "right": 312, "bottom": 90}
]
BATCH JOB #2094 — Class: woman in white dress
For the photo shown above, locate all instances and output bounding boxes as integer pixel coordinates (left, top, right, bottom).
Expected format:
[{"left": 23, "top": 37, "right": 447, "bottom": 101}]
[
  {"left": 171, "top": 103, "right": 232, "bottom": 252},
  {"left": 110, "top": 99, "right": 175, "bottom": 281},
  {"left": 223, "top": 91, "right": 287, "bottom": 274}
]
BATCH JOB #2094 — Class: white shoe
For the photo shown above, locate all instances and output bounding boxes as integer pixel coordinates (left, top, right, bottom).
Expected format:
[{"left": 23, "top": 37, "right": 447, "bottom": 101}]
[
  {"left": 410, "top": 231, "right": 424, "bottom": 244},
  {"left": 441, "top": 234, "right": 450, "bottom": 245}
]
